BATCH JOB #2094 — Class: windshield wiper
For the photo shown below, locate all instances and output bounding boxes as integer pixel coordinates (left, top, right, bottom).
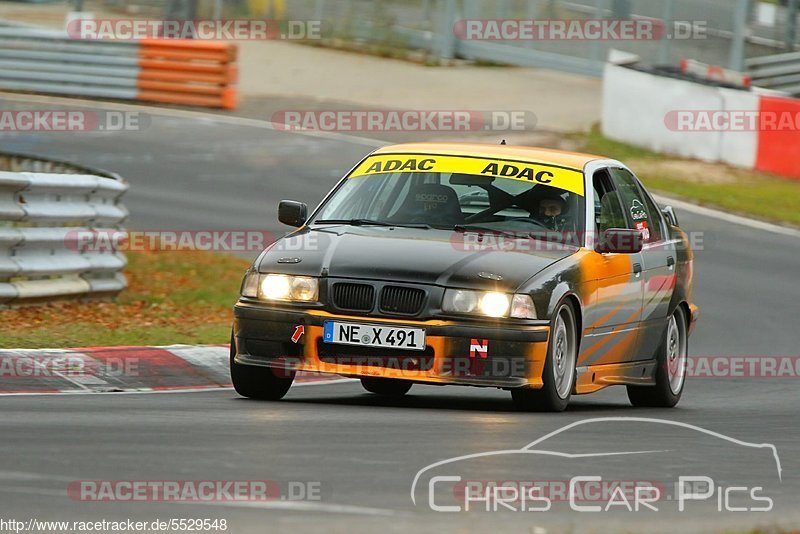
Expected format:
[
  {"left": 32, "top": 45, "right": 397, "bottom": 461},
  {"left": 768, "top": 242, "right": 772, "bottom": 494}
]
[
  {"left": 313, "top": 219, "right": 432, "bottom": 229},
  {"left": 452, "top": 224, "right": 521, "bottom": 239}
]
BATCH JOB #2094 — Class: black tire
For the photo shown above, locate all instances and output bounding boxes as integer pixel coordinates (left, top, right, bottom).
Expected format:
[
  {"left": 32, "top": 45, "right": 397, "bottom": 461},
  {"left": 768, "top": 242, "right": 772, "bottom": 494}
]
[
  {"left": 361, "top": 378, "right": 412, "bottom": 396},
  {"left": 230, "top": 333, "right": 295, "bottom": 400},
  {"left": 511, "top": 301, "right": 578, "bottom": 412},
  {"left": 627, "top": 307, "right": 688, "bottom": 408}
]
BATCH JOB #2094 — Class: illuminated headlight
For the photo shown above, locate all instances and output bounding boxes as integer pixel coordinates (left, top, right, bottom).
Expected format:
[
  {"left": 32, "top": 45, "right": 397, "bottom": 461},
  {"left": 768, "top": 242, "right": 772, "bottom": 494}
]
[
  {"left": 261, "top": 274, "right": 293, "bottom": 300},
  {"left": 479, "top": 292, "right": 511, "bottom": 317},
  {"left": 443, "top": 290, "right": 536, "bottom": 319},
  {"left": 240, "top": 272, "right": 318, "bottom": 302}
]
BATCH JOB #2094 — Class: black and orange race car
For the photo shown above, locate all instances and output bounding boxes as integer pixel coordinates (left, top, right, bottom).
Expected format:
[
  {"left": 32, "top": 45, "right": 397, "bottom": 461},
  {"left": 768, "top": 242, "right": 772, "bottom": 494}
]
[{"left": 231, "top": 143, "right": 698, "bottom": 411}]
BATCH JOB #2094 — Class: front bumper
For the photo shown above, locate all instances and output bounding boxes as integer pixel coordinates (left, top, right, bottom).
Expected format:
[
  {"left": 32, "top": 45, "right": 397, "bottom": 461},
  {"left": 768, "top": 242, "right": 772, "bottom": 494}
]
[{"left": 233, "top": 302, "right": 551, "bottom": 389}]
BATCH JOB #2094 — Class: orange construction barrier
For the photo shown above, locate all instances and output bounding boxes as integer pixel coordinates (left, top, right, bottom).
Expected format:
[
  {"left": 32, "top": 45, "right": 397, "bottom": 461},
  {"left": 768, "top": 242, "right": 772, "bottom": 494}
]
[{"left": 136, "top": 40, "right": 238, "bottom": 110}]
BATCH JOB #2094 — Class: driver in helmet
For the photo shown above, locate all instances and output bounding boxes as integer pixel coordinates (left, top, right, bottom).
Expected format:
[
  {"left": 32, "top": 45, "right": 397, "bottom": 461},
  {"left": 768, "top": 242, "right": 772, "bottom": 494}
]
[{"left": 531, "top": 189, "right": 568, "bottom": 230}]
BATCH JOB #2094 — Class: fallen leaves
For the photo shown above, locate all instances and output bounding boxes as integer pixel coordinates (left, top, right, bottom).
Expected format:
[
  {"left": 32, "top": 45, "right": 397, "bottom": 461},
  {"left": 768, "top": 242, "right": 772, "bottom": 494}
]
[{"left": 0, "top": 249, "right": 251, "bottom": 347}]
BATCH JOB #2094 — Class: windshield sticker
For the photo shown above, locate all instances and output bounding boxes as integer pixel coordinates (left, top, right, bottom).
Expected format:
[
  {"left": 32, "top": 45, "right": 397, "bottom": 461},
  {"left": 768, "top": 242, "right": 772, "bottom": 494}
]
[{"left": 349, "top": 154, "right": 585, "bottom": 196}]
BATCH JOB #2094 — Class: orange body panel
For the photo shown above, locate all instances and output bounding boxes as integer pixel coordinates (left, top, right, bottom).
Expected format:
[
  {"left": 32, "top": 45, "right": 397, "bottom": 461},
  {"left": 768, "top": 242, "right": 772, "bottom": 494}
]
[{"left": 575, "top": 360, "right": 656, "bottom": 394}]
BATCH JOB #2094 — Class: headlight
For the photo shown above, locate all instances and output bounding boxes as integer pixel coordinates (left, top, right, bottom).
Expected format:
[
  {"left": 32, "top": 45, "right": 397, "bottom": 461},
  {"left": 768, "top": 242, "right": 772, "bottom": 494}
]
[
  {"left": 261, "top": 274, "right": 293, "bottom": 300},
  {"left": 510, "top": 294, "right": 537, "bottom": 319},
  {"left": 479, "top": 292, "right": 510, "bottom": 317},
  {"left": 289, "top": 276, "right": 318, "bottom": 301},
  {"left": 240, "top": 271, "right": 260, "bottom": 298},
  {"left": 240, "top": 272, "right": 318, "bottom": 302},
  {"left": 443, "top": 289, "right": 480, "bottom": 313},
  {"left": 442, "top": 289, "right": 536, "bottom": 319}
]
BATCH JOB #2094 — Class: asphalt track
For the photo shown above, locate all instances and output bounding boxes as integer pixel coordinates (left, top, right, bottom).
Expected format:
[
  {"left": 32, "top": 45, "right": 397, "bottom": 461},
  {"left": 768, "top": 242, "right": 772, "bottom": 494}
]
[{"left": 1, "top": 95, "right": 799, "bottom": 533}]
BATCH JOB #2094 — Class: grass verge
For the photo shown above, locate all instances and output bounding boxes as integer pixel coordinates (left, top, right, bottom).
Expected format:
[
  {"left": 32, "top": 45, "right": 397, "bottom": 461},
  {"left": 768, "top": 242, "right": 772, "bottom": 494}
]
[
  {"left": 0, "top": 250, "right": 250, "bottom": 349},
  {"left": 572, "top": 127, "right": 800, "bottom": 227}
]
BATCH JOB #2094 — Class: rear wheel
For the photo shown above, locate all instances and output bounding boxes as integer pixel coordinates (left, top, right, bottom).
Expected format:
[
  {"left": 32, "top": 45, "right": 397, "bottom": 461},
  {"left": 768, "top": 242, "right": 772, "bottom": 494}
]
[
  {"left": 361, "top": 378, "right": 412, "bottom": 396},
  {"left": 627, "top": 307, "right": 688, "bottom": 408},
  {"left": 230, "top": 333, "right": 295, "bottom": 400},
  {"left": 512, "top": 301, "right": 577, "bottom": 412}
]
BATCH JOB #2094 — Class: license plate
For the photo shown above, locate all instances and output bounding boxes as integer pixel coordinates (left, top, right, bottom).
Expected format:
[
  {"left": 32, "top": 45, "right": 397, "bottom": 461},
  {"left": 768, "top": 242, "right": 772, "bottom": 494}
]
[{"left": 323, "top": 321, "right": 426, "bottom": 351}]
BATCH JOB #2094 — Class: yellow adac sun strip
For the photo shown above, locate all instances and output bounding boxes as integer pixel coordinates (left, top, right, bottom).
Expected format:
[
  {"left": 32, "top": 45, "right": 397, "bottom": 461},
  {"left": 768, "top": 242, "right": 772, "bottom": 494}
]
[{"left": 349, "top": 153, "right": 585, "bottom": 196}]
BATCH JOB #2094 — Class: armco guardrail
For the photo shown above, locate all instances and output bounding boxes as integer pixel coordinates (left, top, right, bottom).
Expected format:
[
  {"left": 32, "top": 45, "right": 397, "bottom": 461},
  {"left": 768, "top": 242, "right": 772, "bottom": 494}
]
[
  {"left": 0, "top": 152, "right": 128, "bottom": 306},
  {"left": 747, "top": 52, "right": 800, "bottom": 97},
  {"left": 0, "top": 26, "right": 237, "bottom": 109}
]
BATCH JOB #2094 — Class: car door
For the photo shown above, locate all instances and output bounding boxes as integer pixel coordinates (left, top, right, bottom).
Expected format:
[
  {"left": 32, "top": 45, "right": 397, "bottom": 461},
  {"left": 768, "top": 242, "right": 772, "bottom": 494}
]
[
  {"left": 610, "top": 167, "right": 678, "bottom": 361},
  {"left": 577, "top": 168, "right": 645, "bottom": 368}
]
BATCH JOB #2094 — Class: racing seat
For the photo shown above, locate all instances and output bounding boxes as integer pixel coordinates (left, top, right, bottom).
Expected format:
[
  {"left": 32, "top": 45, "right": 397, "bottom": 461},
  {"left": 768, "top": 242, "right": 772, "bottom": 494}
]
[{"left": 390, "top": 183, "right": 465, "bottom": 225}]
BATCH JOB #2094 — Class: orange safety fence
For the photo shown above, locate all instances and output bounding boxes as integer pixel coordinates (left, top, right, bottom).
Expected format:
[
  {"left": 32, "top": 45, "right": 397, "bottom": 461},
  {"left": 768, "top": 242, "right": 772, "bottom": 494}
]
[{"left": 136, "top": 40, "right": 238, "bottom": 110}]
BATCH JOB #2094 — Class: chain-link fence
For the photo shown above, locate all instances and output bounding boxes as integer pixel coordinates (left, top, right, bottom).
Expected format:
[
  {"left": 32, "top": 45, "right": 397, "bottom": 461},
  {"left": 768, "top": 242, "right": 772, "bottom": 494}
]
[{"left": 40, "top": 0, "right": 800, "bottom": 79}]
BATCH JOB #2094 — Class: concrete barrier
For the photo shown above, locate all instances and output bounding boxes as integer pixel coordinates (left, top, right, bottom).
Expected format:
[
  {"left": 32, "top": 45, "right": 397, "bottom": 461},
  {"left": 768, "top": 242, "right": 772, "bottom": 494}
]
[{"left": 603, "top": 55, "right": 800, "bottom": 179}]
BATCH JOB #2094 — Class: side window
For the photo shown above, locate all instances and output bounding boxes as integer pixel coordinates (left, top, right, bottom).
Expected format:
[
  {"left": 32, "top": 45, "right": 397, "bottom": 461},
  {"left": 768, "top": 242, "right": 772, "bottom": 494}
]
[
  {"left": 593, "top": 169, "right": 626, "bottom": 232},
  {"left": 636, "top": 184, "right": 666, "bottom": 242},
  {"left": 609, "top": 168, "right": 662, "bottom": 243}
]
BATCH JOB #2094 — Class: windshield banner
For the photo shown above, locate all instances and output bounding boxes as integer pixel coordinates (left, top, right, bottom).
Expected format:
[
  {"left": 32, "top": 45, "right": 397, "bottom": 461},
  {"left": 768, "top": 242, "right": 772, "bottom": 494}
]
[{"left": 348, "top": 153, "right": 585, "bottom": 196}]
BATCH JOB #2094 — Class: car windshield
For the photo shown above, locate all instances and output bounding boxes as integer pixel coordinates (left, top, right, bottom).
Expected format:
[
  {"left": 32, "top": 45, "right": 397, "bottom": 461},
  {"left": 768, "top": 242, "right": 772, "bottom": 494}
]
[{"left": 312, "top": 153, "right": 586, "bottom": 236}]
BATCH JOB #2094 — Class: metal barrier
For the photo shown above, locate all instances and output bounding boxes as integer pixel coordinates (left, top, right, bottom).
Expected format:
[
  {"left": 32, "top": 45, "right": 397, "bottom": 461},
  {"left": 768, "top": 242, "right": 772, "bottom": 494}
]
[
  {"left": 0, "top": 152, "right": 128, "bottom": 306},
  {"left": 0, "top": 26, "right": 238, "bottom": 109},
  {"left": 747, "top": 52, "right": 800, "bottom": 96}
]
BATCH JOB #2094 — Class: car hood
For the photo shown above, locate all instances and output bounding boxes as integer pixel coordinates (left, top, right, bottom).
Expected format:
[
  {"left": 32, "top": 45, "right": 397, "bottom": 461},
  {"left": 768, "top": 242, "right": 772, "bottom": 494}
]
[{"left": 257, "top": 226, "right": 577, "bottom": 292}]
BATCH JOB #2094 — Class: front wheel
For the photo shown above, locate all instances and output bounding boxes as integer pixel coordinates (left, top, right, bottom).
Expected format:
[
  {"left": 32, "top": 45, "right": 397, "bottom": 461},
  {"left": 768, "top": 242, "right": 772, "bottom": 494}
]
[
  {"left": 627, "top": 307, "right": 688, "bottom": 408},
  {"left": 512, "top": 301, "right": 578, "bottom": 412},
  {"left": 361, "top": 378, "right": 412, "bottom": 396},
  {"left": 230, "top": 333, "right": 295, "bottom": 400}
]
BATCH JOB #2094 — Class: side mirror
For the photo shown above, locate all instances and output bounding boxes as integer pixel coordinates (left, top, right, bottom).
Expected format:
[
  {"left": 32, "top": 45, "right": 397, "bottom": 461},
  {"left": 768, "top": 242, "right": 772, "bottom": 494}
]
[
  {"left": 661, "top": 205, "right": 679, "bottom": 227},
  {"left": 278, "top": 200, "right": 307, "bottom": 227},
  {"left": 596, "top": 228, "right": 643, "bottom": 254}
]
